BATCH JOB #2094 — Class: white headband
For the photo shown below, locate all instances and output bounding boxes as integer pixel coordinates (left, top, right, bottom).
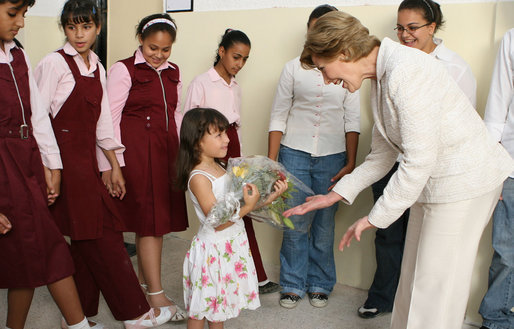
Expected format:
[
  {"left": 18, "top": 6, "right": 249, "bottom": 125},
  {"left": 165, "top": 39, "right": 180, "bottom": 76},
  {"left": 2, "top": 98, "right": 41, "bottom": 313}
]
[{"left": 142, "top": 18, "right": 176, "bottom": 33}]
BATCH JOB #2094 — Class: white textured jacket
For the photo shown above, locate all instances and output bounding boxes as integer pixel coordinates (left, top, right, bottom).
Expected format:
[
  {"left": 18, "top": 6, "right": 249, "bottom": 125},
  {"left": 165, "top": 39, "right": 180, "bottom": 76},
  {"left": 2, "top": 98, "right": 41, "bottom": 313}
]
[{"left": 332, "top": 38, "right": 513, "bottom": 228}]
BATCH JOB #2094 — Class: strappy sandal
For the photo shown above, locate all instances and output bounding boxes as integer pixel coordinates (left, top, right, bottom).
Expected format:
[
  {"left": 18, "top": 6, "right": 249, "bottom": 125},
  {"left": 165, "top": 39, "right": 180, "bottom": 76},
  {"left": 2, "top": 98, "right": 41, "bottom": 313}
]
[
  {"left": 123, "top": 307, "right": 172, "bottom": 329},
  {"left": 144, "top": 288, "right": 187, "bottom": 322}
]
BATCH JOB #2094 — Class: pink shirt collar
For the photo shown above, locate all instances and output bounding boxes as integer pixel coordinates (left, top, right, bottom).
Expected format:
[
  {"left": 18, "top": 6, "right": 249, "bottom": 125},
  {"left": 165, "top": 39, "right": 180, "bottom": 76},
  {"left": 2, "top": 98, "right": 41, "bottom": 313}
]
[
  {"left": 62, "top": 42, "right": 99, "bottom": 74},
  {"left": 207, "top": 67, "right": 237, "bottom": 87},
  {"left": 0, "top": 41, "right": 17, "bottom": 62},
  {"left": 134, "top": 47, "right": 175, "bottom": 71}
]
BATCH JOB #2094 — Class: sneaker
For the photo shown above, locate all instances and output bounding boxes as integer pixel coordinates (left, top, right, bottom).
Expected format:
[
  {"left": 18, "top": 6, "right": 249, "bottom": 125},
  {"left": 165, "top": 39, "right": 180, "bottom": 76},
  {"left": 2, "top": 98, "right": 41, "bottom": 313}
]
[
  {"left": 279, "top": 293, "right": 301, "bottom": 309},
  {"left": 259, "top": 281, "right": 281, "bottom": 294},
  {"left": 358, "top": 305, "right": 385, "bottom": 319},
  {"left": 308, "top": 293, "right": 328, "bottom": 308}
]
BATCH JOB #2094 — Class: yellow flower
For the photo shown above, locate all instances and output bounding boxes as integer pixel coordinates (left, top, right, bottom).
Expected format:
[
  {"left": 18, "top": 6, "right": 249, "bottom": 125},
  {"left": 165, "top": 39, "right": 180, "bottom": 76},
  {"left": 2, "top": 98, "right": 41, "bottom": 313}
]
[{"left": 232, "top": 166, "right": 248, "bottom": 178}]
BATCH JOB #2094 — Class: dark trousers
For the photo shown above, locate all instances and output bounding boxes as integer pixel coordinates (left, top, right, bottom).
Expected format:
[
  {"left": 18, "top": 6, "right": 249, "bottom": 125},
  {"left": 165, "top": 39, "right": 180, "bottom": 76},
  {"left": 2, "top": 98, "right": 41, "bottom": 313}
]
[
  {"left": 365, "top": 162, "right": 409, "bottom": 311},
  {"left": 70, "top": 215, "right": 150, "bottom": 320},
  {"left": 243, "top": 216, "right": 267, "bottom": 282}
]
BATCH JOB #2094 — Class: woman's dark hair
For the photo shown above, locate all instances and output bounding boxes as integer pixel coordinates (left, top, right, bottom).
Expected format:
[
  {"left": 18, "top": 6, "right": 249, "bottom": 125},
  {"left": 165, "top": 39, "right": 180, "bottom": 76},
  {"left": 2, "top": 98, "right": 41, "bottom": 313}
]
[
  {"left": 308, "top": 4, "right": 338, "bottom": 27},
  {"left": 398, "top": 0, "right": 444, "bottom": 32},
  {"left": 60, "top": 0, "right": 100, "bottom": 28},
  {"left": 136, "top": 13, "right": 177, "bottom": 42},
  {"left": 213, "top": 29, "right": 251, "bottom": 66},
  {"left": 176, "top": 108, "right": 229, "bottom": 191},
  {"left": 0, "top": 0, "right": 35, "bottom": 7}
]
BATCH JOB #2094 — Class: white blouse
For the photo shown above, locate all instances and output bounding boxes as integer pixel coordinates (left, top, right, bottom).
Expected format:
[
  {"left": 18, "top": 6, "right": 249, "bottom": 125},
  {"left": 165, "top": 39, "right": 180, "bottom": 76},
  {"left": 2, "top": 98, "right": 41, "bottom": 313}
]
[
  {"left": 484, "top": 28, "right": 514, "bottom": 177},
  {"left": 268, "top": 56, "right": 360, "bottom": 156},
  {"left": 431, "top": 38, "right": 477, "bottom": 108}
]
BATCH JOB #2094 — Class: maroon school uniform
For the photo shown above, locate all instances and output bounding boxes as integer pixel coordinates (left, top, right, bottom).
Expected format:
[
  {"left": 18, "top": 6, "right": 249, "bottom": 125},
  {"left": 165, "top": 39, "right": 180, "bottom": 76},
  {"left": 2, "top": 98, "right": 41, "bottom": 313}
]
[
  {"left": 0, "top": 47, "right": 74, "bottom": 289},
  {"left": 49, "top": 50, "right": 149, "bottom": 320},
  {"left": 117, "top": 55, "right": 188, "bottom": 236},
  {"left": 50, "top": 50, "right": 124, "bottom": 240}
]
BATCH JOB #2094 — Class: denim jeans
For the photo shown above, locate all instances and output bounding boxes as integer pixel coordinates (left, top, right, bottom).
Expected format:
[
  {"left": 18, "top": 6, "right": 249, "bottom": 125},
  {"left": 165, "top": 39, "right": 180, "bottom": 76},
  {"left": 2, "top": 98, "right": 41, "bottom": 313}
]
[
  {"left": 278, "top": 145, "right": 346, "bottom": 297},
  {"left": 479, "top": 177, "right": 514, "bottom": 329},
  {"left": 364, "top": 162, "right": 409, "bottom": 311}
]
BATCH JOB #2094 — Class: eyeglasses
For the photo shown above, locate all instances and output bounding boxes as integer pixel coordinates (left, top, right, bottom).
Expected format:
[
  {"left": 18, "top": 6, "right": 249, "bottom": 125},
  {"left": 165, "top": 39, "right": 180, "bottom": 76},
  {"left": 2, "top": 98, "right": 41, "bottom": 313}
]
[{"left": 394, "top": 22, "right": 431, "bottom": 34}]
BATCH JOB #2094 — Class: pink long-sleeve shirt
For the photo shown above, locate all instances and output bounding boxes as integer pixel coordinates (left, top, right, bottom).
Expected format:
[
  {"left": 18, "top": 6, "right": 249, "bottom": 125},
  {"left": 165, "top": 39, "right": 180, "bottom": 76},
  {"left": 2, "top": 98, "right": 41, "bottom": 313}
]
[
  {"left": 183, "top": 67, "right": 243, "bottom": 151},
  {"left": 106, "top": 47, "right": 183, "bottom": 167},
  {"left": 34, "top": 42, "right": 124, "bottom": 172},
  {"left": 1, "top": 41, "right": 62, "bottom": 169}
]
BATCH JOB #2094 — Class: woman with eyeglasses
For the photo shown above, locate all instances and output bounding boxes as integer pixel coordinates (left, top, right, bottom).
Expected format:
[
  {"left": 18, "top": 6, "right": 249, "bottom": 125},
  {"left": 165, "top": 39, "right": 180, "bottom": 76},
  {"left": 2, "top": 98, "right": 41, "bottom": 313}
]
[
  {"left": 283, "top": 10, "right": 512, "bottom": 329},
  {"left": 357, "top": 0, "right": 477, "bottom": 319}
]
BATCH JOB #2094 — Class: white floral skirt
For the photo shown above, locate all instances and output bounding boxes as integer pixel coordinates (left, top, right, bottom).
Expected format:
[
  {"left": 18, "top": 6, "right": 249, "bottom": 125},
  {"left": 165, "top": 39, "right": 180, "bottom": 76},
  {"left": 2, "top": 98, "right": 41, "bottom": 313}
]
[{"left": 183, "top": 226, "right": 260, "bottom": 322}]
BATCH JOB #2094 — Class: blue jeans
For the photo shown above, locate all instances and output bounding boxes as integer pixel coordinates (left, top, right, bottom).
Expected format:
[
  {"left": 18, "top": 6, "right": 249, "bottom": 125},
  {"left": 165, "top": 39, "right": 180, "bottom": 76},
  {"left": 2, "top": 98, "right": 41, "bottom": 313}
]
[
  {"left": 479, "top": 177, "right": 514, "bottom": 329},
  {"left": 365, "top": 162, "right": 409, "bottom": 311},
  {"left": 278, "top": 145, "right": 346, "bottom": 298}
]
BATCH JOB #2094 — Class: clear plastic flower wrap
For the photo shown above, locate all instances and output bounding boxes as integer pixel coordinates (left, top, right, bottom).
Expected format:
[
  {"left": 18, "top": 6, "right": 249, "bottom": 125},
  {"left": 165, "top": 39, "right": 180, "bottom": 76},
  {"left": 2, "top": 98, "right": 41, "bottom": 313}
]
[
  {"left": 204, "top": 155, "right": 314, "bottom": 230},
  {"left": 204, "top": 192, "right": 241, "bottom": 227}
]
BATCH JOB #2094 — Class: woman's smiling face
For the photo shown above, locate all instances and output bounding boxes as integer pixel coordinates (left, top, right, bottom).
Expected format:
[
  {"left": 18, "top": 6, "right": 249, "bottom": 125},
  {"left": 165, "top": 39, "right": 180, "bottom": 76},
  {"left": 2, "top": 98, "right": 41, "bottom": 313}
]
[{"left": 312, "top": 55, "right": 364, "bottom": 93}]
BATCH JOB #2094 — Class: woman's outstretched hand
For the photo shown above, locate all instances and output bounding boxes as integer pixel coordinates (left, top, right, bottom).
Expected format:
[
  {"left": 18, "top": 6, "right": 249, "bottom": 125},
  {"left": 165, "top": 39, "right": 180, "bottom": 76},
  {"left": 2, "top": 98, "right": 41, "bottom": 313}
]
[
  {"left": 282, "top": 191, "right": 343, "bottom": 217},
  {"left": 338, "top": 216, "right": 375, "bottom": 251}
]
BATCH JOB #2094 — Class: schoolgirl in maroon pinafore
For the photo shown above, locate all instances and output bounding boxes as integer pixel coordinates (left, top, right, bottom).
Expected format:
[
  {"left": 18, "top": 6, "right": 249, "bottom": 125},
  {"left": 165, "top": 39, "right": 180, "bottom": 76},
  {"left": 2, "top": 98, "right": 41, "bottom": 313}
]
[
  {"left": 106, "top": 13, "right": 187, "bottom": 320},
  {"left": 0, "top": 2, "right": 91, "bottom": 326},
  {"left": 34, "top": 1, "right": 173, "bottom": 327},
  {"left": 115, "top": 51, "right": 187, "bottom": 235},
  {"left": 0, "top": 39, "right": 74, "bottom": 293}
]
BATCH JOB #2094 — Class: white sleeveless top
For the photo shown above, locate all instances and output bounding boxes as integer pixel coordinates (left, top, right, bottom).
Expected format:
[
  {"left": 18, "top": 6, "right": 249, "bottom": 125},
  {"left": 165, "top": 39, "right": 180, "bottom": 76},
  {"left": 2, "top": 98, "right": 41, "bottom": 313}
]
[{"left": 187, "top": 169, "right": 244, "bottom": 241}]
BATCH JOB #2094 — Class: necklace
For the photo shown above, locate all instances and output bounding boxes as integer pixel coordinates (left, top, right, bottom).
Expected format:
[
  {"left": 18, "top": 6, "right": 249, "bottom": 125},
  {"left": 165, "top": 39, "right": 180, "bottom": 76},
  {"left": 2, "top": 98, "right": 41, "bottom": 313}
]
[{"left": 198, "top": 161, "right": 224, "bottom": 177}]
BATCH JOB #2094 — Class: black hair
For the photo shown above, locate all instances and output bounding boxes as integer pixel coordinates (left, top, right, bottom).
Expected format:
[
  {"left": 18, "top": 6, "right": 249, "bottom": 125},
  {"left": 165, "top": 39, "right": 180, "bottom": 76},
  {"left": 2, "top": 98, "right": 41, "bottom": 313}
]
[
  {"left": 307, "top": 4, "right": 338, "bottom": 27},
  {"left": 213, "top": 29, "right": 251, "bottom": 66},
  {"left": 60, "top": 0, "right": 100, "bottom": 28},
  {"left": 0, "top": 0, "right": 35, "bottom": 7},
  {"left": 398, "top": 0, "right": 444, "bottom": 32},
  {"left": 136, "top": 13, "right": 177, "bottom": 42},
  {"left": 176, "top": 108, "right": 230, "bottom": 191}
]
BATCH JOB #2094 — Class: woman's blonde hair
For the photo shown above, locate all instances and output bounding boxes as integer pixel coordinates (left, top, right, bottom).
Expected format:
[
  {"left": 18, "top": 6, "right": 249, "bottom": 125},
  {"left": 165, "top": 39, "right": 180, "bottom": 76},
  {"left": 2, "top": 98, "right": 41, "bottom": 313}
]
[{"left": 300, "top": 11, "right": 381, "bottom": 69}]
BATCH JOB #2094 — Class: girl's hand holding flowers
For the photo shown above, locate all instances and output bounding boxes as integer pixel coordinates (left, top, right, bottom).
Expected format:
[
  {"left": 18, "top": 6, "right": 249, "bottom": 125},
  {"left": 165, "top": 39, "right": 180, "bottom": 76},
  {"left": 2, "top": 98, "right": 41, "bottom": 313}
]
[
  {"left": 241, "top": 183, "right": 260, "bottom": 214},
  {"left": 263, "top": 180, "right": 288, "bottom": 206}
]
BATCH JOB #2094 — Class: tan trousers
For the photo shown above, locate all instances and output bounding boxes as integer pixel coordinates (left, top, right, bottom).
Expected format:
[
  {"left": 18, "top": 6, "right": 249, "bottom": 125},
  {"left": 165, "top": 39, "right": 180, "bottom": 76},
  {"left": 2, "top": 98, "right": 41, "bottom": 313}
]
[{"left": 391, "top": 185, "right": 502, "bottom": 329}]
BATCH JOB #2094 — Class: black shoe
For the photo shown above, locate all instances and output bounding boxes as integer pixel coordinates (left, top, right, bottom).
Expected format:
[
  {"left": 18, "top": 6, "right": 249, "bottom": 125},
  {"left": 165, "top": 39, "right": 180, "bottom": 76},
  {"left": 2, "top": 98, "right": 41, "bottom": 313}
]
[
  {"left": 480, "top": 327, "right": 490, "bottom": 329},
  {"left": 279, "top": 293, "right": 301, "bottom": 309},
  {"left": 308, "top": 293, "right": 328, "bottom": 308},
  {"left": 358, "top": 304, "right": 387, "bottom": 319},
  {"left": 259, "top": 281, "right": 281, "bottom": 294},
  {"left": 124, "top": 242, "right": 137, "bottom": 257}
]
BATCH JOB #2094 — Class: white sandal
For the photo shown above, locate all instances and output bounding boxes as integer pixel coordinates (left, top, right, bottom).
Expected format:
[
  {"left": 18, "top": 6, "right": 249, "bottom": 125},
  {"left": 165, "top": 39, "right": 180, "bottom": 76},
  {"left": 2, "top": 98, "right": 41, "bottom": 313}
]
[
  {"left": 123, "top": 307, "right": 172, "bottom": 329},
  {"left": 146, "top": 289, "right": 187, "bottom": 322}
]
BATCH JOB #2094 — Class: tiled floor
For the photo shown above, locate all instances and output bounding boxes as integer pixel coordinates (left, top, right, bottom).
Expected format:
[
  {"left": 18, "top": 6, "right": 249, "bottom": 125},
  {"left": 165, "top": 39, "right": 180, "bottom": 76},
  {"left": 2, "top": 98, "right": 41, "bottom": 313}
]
[{"left": 0, "top": 234, "right": 480, "bottom": 329}]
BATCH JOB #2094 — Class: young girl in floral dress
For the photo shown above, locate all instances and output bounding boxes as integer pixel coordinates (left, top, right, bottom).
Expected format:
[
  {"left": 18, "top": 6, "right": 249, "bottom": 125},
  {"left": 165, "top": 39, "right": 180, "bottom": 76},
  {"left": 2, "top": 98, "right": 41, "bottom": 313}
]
[{"left": 176, "top": 108, "right": 287, "bottom": 329}]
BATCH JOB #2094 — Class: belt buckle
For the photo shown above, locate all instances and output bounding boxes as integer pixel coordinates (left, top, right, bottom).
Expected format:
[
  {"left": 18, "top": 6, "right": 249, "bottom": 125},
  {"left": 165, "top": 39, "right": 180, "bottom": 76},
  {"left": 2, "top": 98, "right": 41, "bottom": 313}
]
[{"left": 19, "top": 124, "right": 29, "bottom": 139}]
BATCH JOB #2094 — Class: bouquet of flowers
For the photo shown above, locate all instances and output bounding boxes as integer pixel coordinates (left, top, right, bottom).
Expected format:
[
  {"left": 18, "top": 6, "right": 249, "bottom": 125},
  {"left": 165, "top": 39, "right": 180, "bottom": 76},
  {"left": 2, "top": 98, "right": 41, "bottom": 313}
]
[{"left": 204, "top": 155, "right": 314, "bottom": 230}]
